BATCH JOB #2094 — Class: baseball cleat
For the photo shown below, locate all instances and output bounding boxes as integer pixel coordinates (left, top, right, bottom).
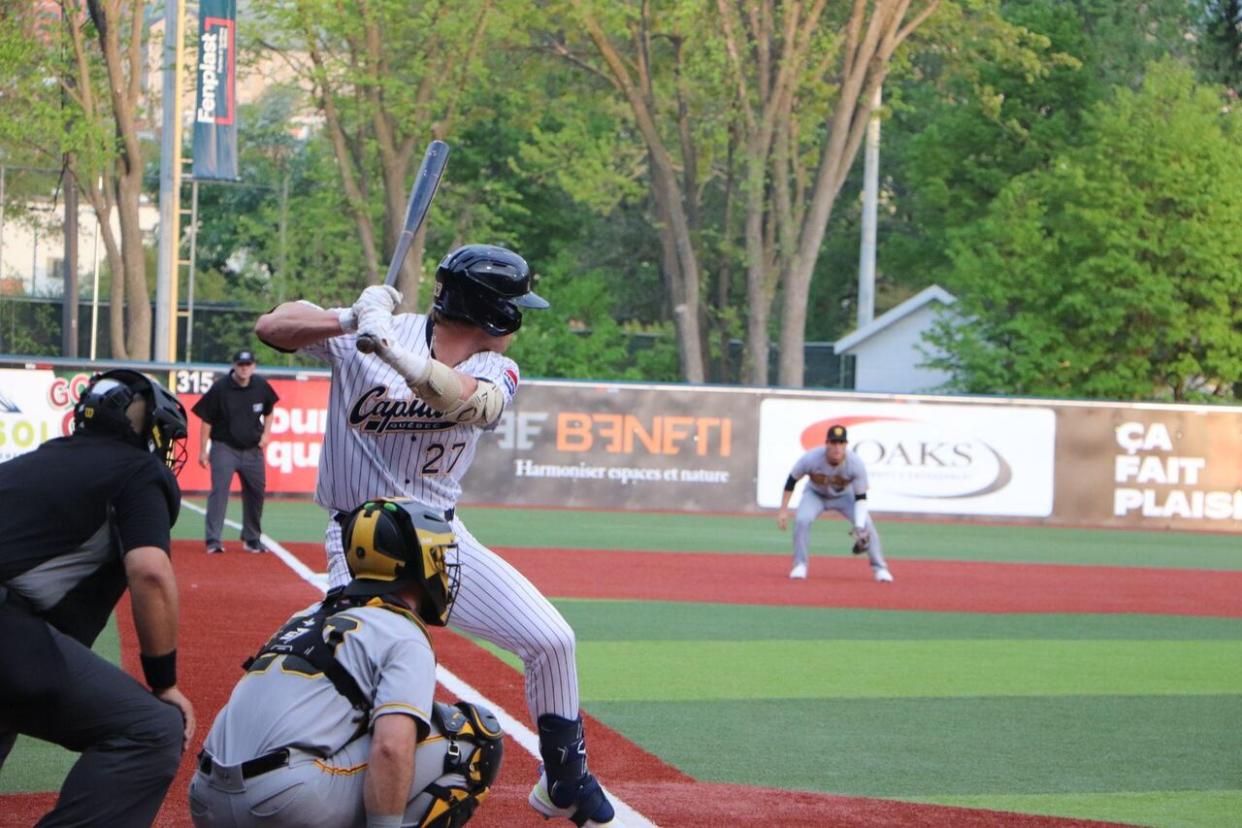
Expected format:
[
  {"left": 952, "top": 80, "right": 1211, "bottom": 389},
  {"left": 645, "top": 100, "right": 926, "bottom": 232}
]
[
  {"left": 243, "top": 541, "right": 270, "bottom": 554},
  {"left": 529, "top": 768, "right": 620, "bottom": 827},
  {"left": 789, "top": 562, "right": 808, "bottom": 580},
  {"left": 874, "top": 567, "right": 894, "bottom": 583},
  {"left": 205, "top": 545, "right": 224, "bottom": 555}
]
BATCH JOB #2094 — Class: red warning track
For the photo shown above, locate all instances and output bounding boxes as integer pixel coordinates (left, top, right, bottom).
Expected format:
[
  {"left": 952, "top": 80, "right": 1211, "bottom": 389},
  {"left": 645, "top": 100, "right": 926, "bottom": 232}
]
[{"left": 1, "top": 541, "right": 1146, "bottom": 828}]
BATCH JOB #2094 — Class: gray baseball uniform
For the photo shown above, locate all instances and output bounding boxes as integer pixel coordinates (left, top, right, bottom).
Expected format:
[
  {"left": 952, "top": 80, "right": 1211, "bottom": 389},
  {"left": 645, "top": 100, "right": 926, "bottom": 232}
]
[
  {"left": 189, "top": 599, "right": 450, "bottom": 827},
  {"left": 298, "top": 309, "right": 580, "bottom": 722},
  {"left": 789, "top": 446, "right": 888, "bottom": 572}
]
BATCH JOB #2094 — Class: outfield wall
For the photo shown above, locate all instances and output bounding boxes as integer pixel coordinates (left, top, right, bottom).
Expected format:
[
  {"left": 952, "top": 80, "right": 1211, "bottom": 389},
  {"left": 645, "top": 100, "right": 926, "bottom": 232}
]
[{"left": 1, "top": 361, "right": 1238, "bottom": 533}]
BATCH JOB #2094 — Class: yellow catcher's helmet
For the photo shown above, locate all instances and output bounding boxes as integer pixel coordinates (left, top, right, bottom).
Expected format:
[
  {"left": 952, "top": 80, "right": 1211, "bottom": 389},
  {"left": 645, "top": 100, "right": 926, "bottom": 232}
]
[{"left": 341, "top": 498, "right": 459, "bottom": 626}]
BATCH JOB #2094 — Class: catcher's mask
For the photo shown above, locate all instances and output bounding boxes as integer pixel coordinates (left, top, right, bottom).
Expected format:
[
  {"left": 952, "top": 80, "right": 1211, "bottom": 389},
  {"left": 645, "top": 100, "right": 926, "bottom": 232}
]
[
  {"left": 73, "top": 369, "right": 189, "bottom": 475},
  {"left": 341, "top": 498, "right": 460, "bottom": 626}
]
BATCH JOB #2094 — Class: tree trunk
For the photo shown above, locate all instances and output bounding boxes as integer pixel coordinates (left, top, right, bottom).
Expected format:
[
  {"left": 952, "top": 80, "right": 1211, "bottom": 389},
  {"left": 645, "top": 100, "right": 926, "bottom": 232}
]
[
  {"left": 575, "top": 2, "right": 705, "bottom": 382},
  {"left": 776, "top": 0, "right": 941, "bottom": 386}
]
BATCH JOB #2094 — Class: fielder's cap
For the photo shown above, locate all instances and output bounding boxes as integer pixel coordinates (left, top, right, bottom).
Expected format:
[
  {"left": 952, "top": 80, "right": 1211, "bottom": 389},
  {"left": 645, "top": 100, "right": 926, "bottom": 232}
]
[
  {"left": 232, "top": 349, "right": 256, "bottom": 365},
  {"left": 826, "top": 424, "right": 848, "bottom": 443}
]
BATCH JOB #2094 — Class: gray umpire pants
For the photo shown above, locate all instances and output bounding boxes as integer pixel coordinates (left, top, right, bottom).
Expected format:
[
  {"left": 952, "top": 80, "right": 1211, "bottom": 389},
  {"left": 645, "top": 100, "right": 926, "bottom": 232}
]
[
  {"left": 0, "top": 602, "right": 184, "bottom": 827},
  {"left": 792, "top": 489, "right": 889, "bottom": 572},
  {"left": 205, "top": 444, "right": 267, "bottom": 547}
]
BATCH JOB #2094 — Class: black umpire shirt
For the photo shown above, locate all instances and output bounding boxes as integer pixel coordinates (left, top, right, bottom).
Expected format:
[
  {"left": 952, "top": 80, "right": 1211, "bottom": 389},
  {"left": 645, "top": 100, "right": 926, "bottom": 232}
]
[
  {"left": 0, "top": 431, "right": 180, "bottom": 646},
  {"left": 192, "top": 371, "right": 279, "bottom": 450}
]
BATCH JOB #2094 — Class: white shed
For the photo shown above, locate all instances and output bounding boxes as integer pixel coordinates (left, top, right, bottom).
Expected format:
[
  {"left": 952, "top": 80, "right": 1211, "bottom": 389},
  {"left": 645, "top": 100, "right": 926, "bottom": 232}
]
[{"left": 833, "top": 285, "right": 957, "bottom": 393}]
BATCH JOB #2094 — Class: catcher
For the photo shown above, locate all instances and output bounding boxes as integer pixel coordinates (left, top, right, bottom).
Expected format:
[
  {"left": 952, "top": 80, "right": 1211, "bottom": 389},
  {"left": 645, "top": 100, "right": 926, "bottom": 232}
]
[
  {"left": 776, "top": 424, "right": 894, "bottom": 582},
  {"left": 189, "top": 498, "right": 502, "bottom": 828}
]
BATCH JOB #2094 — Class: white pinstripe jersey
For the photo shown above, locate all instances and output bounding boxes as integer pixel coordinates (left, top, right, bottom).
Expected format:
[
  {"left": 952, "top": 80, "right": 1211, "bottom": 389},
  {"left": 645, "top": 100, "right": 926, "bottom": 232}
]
[{"left": 300, "top": 309, "right": 519, "bottom": 515}]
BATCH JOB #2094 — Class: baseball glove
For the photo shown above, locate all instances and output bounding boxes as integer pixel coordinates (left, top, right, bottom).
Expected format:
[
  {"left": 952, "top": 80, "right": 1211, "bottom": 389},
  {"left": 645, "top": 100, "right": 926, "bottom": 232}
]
[{"left": 851, "top": 526, "right": 870, "bottom": 555}]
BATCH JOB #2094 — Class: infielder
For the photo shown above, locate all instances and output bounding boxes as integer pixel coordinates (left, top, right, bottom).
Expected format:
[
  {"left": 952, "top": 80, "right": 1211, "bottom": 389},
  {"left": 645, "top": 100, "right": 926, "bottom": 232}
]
[
  {"left": 255, "top": 244, "right": 618, "bottom": 827},
  {"left": 777, "top": 424, "right": 894, "bottom": 582},
  {"left": 190, "top": 497, "right": 503, "bottom": 827}
]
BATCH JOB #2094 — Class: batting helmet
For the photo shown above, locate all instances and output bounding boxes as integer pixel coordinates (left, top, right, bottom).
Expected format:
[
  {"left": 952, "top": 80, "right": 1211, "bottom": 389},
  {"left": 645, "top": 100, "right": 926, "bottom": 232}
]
[
  {"left": 433, "top": 244, "right": 549, "bottom": 336},
  {"left": 341, "top": 498, "right": 460, "bottom": 626},
  {"left": 74, "top": 369, "right": 189, "bottom": 474}
]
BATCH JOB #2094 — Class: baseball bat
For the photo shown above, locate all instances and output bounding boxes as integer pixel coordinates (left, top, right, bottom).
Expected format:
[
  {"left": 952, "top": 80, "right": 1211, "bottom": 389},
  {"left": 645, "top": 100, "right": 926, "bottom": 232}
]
[{"left": 356, "top": 139, "right": 451, "bottom": 354}]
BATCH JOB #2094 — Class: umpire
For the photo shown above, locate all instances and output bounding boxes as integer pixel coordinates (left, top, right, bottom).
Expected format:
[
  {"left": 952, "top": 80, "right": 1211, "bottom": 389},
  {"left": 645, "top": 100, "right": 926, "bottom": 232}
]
[
  {"left": 193, "top": 349, "right": 279, "bottom": 555},
  {"left": 0, "top": 369, "right": 196, "bottom": 826}
]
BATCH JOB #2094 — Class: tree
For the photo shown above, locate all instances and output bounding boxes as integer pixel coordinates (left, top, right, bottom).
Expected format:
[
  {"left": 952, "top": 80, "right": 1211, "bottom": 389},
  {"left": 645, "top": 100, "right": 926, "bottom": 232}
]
[
  {"left": 0, "top": 1, "right": 158, "bottom": 359},
  {"left": 1198, "top": 0, "right": 1242, "bottom": 89},
  {"left": 926, "top": 60, "right": 1242, "bottom": 401},
  {"left": 541, "top": 1, "right": 959, "bottom": 386},
  {"left": 255, "top": 0, "right": 514, "bottom": 306}
]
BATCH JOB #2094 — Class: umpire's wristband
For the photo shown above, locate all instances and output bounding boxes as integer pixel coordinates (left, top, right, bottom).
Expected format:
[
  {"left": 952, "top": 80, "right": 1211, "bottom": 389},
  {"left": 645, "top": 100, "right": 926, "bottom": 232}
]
[{"left": 141, "top": 650, "right": 177, "bottom": 692}]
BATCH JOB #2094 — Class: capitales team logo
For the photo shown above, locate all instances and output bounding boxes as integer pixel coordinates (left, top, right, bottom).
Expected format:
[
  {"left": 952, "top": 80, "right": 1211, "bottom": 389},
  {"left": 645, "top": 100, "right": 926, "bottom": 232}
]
[
  {"left": 801, "top": 416, "right": 1014, "bottom": 499},
  {"left": 349, "top": 385, "right": 452, "bottom": 433}
]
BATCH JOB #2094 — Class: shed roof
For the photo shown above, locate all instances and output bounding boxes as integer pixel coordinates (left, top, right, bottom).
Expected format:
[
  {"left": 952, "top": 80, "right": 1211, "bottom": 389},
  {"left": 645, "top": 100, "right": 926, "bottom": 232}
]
[{"left": 833, "top": 285, "right": 957, "bottom": 355}]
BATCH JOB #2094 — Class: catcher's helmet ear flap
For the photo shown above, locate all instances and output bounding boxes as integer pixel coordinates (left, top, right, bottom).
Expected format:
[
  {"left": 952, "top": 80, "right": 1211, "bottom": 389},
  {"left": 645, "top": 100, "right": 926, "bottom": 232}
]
[
  {"left": 74, "top": 369, "right": 189, "bottom": 475},
  {"left": 341, "top": 498, "right": 460, "bottom": 626},
  {"left": 433, "top": 244, "right": 549, "bottom": 336}
]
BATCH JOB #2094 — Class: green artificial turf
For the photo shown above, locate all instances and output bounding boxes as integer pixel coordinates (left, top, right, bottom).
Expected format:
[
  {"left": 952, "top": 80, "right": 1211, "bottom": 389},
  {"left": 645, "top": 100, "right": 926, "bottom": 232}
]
[
  {"left": 586, "top": 695, "right": 1242, "bottom": 800},
  {"left": 554, "top": 599, "right": 1242, "bottom": 642},
  {"left": 0, "top": 617, "right": 121, "bottom": 794},
  {"left": 910, "top": 790, "right": 1242, "bottom": 828},
  {"left": 178, "top": 499, "right": 1242, "bottom": 570}
]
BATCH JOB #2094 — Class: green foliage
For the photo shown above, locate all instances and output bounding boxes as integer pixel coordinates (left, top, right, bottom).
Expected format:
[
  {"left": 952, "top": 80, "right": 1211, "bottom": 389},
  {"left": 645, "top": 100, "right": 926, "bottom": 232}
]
[
  {"left": 927, "top": 60, "right": 1242, "bottom": 400},
  {"left": 508, "top": 252, "right": 677, "bottom": 381}
]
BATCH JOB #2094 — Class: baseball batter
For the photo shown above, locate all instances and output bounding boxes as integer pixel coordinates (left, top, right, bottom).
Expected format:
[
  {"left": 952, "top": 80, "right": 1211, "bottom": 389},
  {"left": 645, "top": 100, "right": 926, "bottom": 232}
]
[
  {"left": 190, "top": 498, "right": 502, "bottom": 827},
  {"left": 777, "top": 424, "right": 894, "bottom": 582},
  {"left": 255, "top": 244, "right": 618, "bottom": 827}
]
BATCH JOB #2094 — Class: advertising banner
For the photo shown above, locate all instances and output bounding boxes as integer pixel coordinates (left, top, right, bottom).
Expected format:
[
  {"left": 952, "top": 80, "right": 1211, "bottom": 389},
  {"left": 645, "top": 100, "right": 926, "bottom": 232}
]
[
  {"left": 0, "top": 368, "right": 88, "bottom": 462},
  {"left": 192, "top": 0, "right": 239, "bottom": 180},
  {"left": 176, "top": 373, "right": 329, "bottom": 495},
  {"left": 755, "top": 398, "right": 1057, "bottom": 516},
  {"left": 1054, "top": 406, "right": 1242, "bottom": 531},
  {"left": 1, "top": 363, "right": 1238, "bottom": 533},
  {"left": 463, "top": 382, "right": 761, "bottom": 511}
]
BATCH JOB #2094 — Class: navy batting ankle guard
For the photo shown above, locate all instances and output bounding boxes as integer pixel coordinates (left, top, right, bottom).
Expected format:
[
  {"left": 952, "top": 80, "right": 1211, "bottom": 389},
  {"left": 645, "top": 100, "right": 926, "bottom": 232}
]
[{"left": 536, "top": 715, "right": 615, "bottom": 824}]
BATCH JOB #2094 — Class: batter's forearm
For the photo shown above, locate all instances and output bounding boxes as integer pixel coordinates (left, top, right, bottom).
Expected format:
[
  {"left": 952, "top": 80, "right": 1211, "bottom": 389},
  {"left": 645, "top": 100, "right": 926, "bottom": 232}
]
[{"left": 255, "top": 301, "right": 347, "bottom": 351}]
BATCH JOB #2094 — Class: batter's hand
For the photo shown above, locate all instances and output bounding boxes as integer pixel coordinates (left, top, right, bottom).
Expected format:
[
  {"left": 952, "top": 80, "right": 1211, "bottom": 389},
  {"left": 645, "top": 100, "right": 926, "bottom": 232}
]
[
  {"left": 777, "top": 510, "right": 788, "bottom": 531},
  {"left": 356, "top": 307, "right": 396, "bottom": 352},
  {"left": 155, "top": 686, "right": 196, "bottom": 750},
  {"left": 339, "top": 285, "right": 402, "bottom": 332}
]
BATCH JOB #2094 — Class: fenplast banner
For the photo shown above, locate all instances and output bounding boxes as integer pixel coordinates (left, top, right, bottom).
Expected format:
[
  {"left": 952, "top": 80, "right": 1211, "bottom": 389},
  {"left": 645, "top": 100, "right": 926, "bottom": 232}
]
[
  {"left": 754, "top": 399, "right": 1057, "bottom": 516},
  {"left": 192, "top": 0, "right": 239, "bottom": 180}
]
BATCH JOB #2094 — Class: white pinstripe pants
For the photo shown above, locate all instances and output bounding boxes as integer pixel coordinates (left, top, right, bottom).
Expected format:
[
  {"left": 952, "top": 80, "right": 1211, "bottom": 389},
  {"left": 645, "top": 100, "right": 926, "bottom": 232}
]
[{"left": 325, "top": 518, "right": 579, "bottom": 722}]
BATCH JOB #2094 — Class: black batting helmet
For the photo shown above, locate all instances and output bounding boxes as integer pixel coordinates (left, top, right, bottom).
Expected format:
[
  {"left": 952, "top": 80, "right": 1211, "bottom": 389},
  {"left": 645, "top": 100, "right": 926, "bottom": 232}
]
[
  {"left": 74, "top": 369, "right": 189, "bottom": 475},
  {"left": 341, "top": 498, "right": 460, "bottom": 626},
  {"left": 433, "top": 244, "right": 549, "bottom": 336}
]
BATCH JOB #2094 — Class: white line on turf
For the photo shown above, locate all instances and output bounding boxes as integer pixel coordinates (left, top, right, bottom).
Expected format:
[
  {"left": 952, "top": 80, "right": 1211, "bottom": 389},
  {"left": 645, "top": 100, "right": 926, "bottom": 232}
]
[{"left": 180, "top": 500, "right": 654, "bottom": 827}]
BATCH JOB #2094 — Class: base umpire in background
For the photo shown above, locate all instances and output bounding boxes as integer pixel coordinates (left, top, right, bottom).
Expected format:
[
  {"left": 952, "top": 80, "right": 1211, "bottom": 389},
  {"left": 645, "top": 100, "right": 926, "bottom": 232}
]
[
  {"left": 0, "top": 369, "right": 196, "bottom": 826},
  {"left": 190, "top": 497, "right": 502, "bottom": 828}
]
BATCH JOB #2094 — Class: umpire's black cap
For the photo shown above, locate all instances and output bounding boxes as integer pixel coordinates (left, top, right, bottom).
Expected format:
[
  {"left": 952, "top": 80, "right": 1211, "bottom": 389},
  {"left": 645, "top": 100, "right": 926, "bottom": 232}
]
[
  {"left": 232, "top": 349, "right": 256, "bottom": 365},
  {"left": 826, "top": 424, "right": 848, "bottom": 443}
]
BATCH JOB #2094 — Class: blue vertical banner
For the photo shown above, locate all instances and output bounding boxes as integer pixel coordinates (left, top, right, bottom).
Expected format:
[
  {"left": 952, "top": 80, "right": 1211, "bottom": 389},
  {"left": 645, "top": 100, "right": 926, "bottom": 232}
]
[{"left": 192, "top": 0, "right": 238, "bottom": 180}]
